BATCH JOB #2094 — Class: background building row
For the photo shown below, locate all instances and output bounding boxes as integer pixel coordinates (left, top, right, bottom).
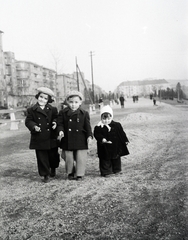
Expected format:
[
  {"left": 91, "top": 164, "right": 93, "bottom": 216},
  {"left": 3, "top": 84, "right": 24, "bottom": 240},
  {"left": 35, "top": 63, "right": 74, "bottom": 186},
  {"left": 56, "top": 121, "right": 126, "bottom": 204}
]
[
  {"left": 0, "top": 31, "right": 104, "bottom": 108},
  {"left": 115, "top": 79, "right": 170, "bottom": 99}
]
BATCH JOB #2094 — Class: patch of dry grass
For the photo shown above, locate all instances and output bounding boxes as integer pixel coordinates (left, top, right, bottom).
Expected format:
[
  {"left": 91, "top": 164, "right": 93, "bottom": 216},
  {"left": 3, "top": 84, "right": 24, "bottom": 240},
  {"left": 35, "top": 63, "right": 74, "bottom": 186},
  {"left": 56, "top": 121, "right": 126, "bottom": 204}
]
[{"left": 0, "top": 104, "right": 188, "bottom": 239}]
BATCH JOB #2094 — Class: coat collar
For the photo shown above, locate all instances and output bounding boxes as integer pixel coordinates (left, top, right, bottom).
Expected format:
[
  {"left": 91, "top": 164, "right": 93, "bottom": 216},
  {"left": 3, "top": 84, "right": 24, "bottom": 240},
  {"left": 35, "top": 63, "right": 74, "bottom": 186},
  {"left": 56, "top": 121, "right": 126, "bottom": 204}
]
[
  {"left": 63, "top": 106, "right": 85, "bottom": 114},
  {"left": 32, "top": 103, "right": 52, "bottom": 116}
]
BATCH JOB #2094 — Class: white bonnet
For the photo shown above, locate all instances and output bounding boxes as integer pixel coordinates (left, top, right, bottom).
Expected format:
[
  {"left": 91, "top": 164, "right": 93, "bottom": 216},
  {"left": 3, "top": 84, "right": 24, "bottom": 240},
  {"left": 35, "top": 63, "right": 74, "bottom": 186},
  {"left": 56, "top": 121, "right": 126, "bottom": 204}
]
[{"left": 100, "top": 105, "right": 113, "bottom": 118}]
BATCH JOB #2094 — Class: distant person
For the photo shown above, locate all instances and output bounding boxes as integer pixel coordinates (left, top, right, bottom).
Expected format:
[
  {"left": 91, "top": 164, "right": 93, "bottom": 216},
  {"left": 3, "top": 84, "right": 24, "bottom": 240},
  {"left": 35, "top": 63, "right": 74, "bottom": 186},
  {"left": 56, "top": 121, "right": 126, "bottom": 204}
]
[
  {"left": 57, "top": 90, "right": 93, "bottom": 181},
  {"left": 153, "top": 97, "right": 156, "bottom": 106},
  {"left": 98, "top": 97, "right": 103, "bottom": 109},
  {"left": 25, "top": 87, "right": 60, "bottom": 183},
  {"left": 119, "top": 95, "right": 125, "bottom": 108},
  {"left": 94, "top": 105, "right": 129, "bottom": 177}
]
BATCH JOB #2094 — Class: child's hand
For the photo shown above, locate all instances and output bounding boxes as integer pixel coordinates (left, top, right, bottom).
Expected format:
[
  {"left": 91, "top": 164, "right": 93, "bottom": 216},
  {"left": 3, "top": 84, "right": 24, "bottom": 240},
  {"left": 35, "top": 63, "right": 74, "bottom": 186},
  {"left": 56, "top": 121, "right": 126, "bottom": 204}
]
[
  {"left": 87, "top": 136, "right": 92, "bottom": 145},
  {"left": 59, "top": 131, "right": 64, "bottom": 138},
  {"left": 34, "top": 126, "right": 41, "bottom": 132},
  {"left": 102, "top": 138, "right": 112, "bottom": 144},
  {"left": 52, "top": 122, "right": 57, "bottom": 129}
]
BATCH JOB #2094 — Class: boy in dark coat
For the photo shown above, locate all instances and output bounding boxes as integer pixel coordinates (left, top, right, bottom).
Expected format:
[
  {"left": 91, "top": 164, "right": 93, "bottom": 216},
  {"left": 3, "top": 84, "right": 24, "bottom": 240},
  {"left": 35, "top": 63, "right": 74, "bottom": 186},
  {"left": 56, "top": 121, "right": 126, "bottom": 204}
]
[
  {"left": 57, "top": 90, "right": 92, "bottom": 181},
  {"left": 94, "top": 105, "right": 129, "bottom": 177},
  {"left": 25, "top": 87, "right": 60, "bottom": 183}
]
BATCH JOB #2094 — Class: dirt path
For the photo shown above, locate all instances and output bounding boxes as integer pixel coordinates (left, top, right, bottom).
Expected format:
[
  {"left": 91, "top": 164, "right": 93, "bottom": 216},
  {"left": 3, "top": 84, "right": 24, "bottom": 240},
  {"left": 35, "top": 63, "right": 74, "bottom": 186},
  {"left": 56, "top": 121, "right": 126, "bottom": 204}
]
[{"left": 0, "top": 101, "right": 188, "bottom": 239}]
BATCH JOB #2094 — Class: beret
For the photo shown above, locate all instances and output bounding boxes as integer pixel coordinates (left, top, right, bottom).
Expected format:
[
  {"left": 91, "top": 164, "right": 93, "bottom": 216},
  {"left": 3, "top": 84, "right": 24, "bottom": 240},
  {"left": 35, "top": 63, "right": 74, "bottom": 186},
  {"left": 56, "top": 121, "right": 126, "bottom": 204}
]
[
  {"left": 66, "top": 90, "right": 83, "bottom": 100},
  {"left": 37, "top": 87, "right": 55, "bottom": 97}
]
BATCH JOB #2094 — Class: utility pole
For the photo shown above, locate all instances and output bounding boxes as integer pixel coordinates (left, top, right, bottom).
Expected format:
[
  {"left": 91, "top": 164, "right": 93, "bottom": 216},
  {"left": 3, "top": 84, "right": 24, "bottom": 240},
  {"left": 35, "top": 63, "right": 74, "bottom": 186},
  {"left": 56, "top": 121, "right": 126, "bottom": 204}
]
[
  {"left": 75, "top": 57, "right": 79, "bottom": 91},
  {"left": 90, "top": 51, "right": 95, "bottom": 103}
]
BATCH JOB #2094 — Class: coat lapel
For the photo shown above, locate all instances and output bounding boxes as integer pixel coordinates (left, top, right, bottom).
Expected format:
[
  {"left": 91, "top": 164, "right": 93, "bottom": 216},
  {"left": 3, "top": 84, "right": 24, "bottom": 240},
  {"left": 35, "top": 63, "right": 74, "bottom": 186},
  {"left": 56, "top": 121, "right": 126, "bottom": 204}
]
[{"left": 32, "top": 103, "right": 51, "bottom": 117}]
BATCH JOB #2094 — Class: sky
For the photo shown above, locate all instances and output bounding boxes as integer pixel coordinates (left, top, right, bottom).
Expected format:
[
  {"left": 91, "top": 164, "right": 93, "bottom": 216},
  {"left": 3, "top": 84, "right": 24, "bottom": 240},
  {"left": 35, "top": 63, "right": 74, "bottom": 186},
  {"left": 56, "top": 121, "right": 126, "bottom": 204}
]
[{"left": 0, "top": 0, "right": 188, "bottom": 92}]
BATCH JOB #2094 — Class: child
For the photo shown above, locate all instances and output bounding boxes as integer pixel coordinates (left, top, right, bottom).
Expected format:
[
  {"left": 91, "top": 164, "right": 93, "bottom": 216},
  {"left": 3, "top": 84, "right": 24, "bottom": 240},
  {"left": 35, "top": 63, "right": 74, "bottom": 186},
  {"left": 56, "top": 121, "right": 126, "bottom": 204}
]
[
  {"left": 94, "top": 105, "right": 129, "bottom": 177},
  {"left": 57, "top": 90, "right": 92, "bottom": 181},
  {"left": 25, "top": 87, "right": 60, "bottom": 183}
]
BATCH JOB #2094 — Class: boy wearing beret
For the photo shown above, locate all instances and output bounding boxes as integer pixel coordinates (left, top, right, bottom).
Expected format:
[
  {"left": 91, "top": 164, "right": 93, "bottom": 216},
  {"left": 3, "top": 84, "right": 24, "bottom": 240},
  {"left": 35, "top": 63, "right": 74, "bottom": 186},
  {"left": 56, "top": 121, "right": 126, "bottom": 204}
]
[
  {"left": 25, "top": 87, "right": 60, "bottom": 183},
  {"left": 57, "top": 90, "right": 92, "bottom": 181}
]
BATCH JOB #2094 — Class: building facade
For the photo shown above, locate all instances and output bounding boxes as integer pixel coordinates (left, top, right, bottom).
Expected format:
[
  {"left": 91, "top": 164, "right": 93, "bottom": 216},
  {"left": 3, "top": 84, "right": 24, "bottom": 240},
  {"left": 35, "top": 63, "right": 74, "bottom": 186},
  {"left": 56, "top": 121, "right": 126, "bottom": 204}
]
[
  {"left": 4, "top": 52, "right": 17, "bottom": 107},
  {"left": 15, "top": 61, "right": 56, "bottom": 107},
  {"left": 0, "top": 30, "right": 104, "bottom": 108},
  {"left": 57, "top": 72, "right": 104, "bottom": 104},
  {"left": 116, "top": 79, "right": 170, "bottom": 98},
  {"left": 0, "top": 30, "right": 6, "bottom": 106}
]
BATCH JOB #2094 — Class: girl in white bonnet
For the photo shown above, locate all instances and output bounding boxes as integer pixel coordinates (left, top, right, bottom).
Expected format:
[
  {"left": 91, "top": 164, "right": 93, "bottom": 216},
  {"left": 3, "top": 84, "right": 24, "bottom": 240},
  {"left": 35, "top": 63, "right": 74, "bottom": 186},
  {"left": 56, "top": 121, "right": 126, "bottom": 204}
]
[{"left": 94, "top": 105, "right": 129, "bottom": 177}]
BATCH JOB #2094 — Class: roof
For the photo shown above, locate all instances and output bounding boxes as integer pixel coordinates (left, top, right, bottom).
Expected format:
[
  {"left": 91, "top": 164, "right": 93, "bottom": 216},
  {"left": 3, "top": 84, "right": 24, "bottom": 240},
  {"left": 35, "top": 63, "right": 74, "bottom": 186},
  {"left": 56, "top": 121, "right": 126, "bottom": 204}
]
[{"left": 119, "top": 79, "right": 168, "bottom": 87}]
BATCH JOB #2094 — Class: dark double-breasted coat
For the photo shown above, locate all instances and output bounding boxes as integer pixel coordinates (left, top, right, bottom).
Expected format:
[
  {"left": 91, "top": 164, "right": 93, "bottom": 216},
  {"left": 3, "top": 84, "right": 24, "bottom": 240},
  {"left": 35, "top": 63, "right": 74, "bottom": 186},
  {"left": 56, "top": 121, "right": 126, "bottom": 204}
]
[
  {"left": 57, "top": 107, "right": 92, "bottom": 150},
  {"left": 25, "top": 103, "right": 59, "bottom": 150},
  {"left": 94, "top": 120, "right": 129, "bottom": 160}
]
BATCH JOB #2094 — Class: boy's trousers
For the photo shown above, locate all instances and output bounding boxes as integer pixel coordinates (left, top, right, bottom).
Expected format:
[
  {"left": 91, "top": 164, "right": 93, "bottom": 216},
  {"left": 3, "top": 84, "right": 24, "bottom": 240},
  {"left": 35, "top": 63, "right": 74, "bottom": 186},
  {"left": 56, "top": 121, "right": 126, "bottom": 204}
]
[{"left": 65, "top": 150, "right": 87, "bottom": 177}]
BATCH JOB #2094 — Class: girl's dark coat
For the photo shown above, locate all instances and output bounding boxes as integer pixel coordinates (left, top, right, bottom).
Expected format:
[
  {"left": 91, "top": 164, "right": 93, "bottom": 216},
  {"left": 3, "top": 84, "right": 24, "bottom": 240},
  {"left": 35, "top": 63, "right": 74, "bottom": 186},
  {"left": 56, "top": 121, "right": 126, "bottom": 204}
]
[
  {"left": 57, "top": 107, "right": 92, "bottom": 150},
  {"left": 25, "top": 103, "right": 58, "bottom": 150},
  {"left": 94, "top": 120, "right": 129, "bottom": 160}
]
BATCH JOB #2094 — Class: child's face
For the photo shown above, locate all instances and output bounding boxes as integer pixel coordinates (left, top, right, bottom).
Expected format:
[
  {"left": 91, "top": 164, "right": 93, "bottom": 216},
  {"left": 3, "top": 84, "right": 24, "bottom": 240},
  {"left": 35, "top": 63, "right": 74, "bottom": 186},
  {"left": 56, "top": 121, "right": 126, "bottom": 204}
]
[
  {"left": 101, "top": 114, "right": 112, "bottom": 125},
  {"left": 67, "top": 96, "right": 82, "bottom": 111},
  {"left": 38, "top": 93, "right": 48, "bottom": 106}
]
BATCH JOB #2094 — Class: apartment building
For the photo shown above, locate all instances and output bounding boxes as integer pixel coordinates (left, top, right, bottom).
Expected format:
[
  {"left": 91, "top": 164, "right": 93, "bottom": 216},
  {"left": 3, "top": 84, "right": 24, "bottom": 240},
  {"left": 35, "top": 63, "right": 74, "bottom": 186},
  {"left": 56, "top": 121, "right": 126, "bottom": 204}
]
[
  {"left": 116, "top": 79, "right": 169, "bottom": 98},
  {"left": 0, "top": 30, "right": 104, "bottom": 107},
  {"left": 0, "top": 30, "right": 6, "bottom": 106},
  {"left": 57, "top": 73, "right": 78, "bottom": 103},
  {"left": 57, "top": 72, "right": 104, "bottom": 104},
  {"left": 4, "top": 52, "right": 17, "bottom": 107},
  {"left": 15, "top": 61, "right": 57, "bottom": 107}
]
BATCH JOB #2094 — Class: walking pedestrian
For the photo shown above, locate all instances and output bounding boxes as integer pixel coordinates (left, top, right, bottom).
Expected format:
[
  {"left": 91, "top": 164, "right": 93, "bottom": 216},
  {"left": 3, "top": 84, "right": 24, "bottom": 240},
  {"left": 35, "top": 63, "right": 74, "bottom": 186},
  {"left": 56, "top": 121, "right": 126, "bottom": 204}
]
[
  {"left": 25, "top": 87, "right": 60, "bottom": 183},
  {"left": 57, "top": 90, "right": 93, "bottom": 181},
  {"left": 98, "top": 97, "right": 103, "bottom": 110},
  {"left": 94, "top": 105, "right": 129, "bottom": 177},
  {"left": 119, "top": 95, "right": 125, "bottom": 108}
]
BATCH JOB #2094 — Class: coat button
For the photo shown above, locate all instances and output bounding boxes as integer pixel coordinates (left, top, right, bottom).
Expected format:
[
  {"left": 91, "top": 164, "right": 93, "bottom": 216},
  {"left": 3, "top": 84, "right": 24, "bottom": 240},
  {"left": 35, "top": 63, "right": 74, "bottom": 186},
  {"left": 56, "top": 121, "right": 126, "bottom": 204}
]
[
  {"left": 69, "top": 119, "right": 72, "bottom": 122},
  {"left": 47, "top": 129, "right": 49, "bottom": 131},
  {"left": 76, "top": 130, "right": 78, "bottom": 132},
  {"left": 47, "top": 123, "right": 49, "bottom": 125},
  {"left": 38, "top": 117, "right": 40, "bottom": 119},
  {"left": 69, "top": 129, "right": 71, "bottom": 131}
]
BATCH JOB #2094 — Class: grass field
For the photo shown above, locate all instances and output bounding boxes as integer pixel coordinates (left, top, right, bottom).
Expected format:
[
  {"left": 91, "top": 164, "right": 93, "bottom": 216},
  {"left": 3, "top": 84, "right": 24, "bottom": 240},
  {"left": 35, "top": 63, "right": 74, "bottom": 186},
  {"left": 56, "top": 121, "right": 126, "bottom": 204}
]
[{"left": 0, "top": 99, "right": 188, "bottom": 239}]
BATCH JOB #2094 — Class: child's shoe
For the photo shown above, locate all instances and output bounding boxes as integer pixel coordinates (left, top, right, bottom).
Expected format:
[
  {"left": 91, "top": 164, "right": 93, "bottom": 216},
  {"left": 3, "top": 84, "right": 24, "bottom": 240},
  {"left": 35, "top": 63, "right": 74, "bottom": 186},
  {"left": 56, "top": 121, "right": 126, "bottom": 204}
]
[
  {"left": 76, "top": 176, "right": 83, "bottom": 181},
  {"left": 114, "top": 171, "right": 122, "bottom": 175},
  {"left": 43, "top": 175, "right": 49, "bottom": 183},
  {"left": 101, "top": 173, "right": 112, "bottom": 178},
  {"left": 68, "top": 174, "right": 75, "bottom": 180}
]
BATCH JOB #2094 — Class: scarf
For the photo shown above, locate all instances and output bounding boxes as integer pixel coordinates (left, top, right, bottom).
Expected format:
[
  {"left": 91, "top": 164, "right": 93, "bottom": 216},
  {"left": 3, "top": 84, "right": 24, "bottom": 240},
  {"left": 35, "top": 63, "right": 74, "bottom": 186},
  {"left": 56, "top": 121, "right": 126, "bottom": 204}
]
[{"left": 97, "top": 121, "right": 111, "bottom": 132}]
